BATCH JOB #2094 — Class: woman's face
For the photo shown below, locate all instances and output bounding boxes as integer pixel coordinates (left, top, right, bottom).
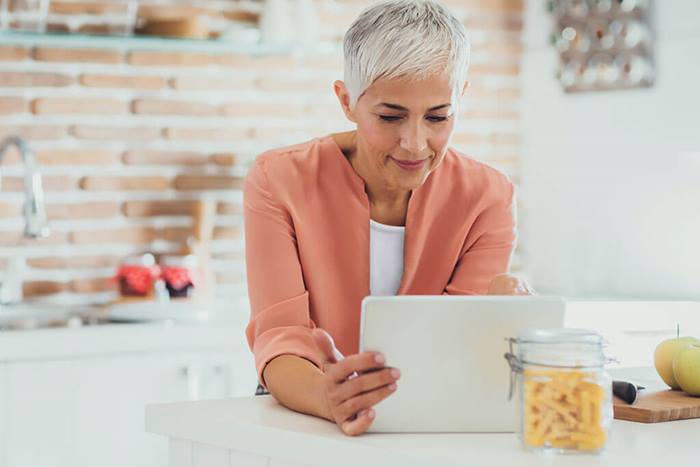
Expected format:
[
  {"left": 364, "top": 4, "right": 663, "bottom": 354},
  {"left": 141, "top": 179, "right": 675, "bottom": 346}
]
[{"left": 337, "top": 72, "right": 463, "bottom": 193}]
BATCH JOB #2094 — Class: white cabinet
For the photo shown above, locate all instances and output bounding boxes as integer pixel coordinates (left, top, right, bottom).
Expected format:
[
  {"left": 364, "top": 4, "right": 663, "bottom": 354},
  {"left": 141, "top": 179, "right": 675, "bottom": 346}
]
[
  {"left": 3, "top": 350, "right": 247, "bottom": 467},
  {"left": 0, "top": 363, "right": 6, "bottom": 467},
  {"left": 168, "top": 441, "right": 311, "bottom": 467}
]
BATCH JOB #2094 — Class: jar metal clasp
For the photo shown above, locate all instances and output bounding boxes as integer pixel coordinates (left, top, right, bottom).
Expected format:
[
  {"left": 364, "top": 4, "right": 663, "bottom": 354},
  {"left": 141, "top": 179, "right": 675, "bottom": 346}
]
[{"left": 504, "top": 337, "right": 522, "bottom": 401}]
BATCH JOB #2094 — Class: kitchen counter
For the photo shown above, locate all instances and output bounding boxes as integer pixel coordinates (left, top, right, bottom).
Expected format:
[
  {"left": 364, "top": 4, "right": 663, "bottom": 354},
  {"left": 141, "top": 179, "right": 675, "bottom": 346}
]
[
  {"left": 0, "top": 298, "right": 251, "bottom": 361},
  {"left": 0, "top": 320, "right": 244, "bottom": 362},
  {"left": 0, "top": 301, "right": 252, "bottom": 364},
  {"left": 145, "top": 367, "right": 700, "bottom": 467}
]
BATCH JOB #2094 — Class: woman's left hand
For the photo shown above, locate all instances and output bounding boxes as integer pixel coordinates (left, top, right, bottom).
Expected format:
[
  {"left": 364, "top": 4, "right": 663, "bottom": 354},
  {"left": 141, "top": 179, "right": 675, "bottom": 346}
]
[{"left": 487, "top": 273, "right": 534, "bottom": 295}]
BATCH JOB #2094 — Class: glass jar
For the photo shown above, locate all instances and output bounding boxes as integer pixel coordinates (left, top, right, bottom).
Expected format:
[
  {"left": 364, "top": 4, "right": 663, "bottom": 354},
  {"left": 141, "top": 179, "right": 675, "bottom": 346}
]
[
  {"left": 505, "top": 329, "right": 613, "bottom": 454},
  {"left": 115, "top": 253, "right": 160, "bottom": 297},
  {"left": 159, "top": 254, "right": 199, "bottom": 299}
]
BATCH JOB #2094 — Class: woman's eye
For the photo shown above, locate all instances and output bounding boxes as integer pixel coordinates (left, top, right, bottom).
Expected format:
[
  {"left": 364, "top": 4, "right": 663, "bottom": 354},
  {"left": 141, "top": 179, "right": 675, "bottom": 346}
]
[
  {"left": 379, "top": 115, "right": 403, "bottom": 122},
  {"left": 378, "top": 115, "right": 450, "bottom": 123},
  {"left": 427, "top": 116, "right": 449, "bottom": 123}
]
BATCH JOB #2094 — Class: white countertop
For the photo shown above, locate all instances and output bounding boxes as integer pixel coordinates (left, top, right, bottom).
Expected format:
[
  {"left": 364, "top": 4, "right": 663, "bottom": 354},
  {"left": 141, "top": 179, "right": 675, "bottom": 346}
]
[
  {"left": 0, "top": 321, "right": 247, "bottom": 362},
  {"left": 145, "top": 367, "right": 700, "bottom": 467},
  {"left": 0, "top": 297, "right": 251, "bottom": 361}
]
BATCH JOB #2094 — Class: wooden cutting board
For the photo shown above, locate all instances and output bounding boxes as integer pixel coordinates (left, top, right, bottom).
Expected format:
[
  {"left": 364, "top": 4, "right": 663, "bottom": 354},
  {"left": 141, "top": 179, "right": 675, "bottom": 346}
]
[{"left": 613, "top": 389, "right": 700, "bottom": 423}]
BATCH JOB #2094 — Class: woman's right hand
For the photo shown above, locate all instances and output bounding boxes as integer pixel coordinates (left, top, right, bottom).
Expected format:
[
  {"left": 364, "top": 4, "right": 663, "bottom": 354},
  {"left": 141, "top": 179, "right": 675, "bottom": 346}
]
[{"left": 311, "top": 328, "right": 400, "bottom": 436}]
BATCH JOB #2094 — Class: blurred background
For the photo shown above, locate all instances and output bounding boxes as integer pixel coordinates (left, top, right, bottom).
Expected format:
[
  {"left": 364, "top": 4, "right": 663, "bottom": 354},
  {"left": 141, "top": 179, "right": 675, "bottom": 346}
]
[
  {"left": 521, "top": 0, "right": 700, "bottom": 300},
  {"left": 0, "top": 0, "right": 698, "bottom": 466},
  {"left": 0, "top": 0, "right": 526, "bottom": 311}
]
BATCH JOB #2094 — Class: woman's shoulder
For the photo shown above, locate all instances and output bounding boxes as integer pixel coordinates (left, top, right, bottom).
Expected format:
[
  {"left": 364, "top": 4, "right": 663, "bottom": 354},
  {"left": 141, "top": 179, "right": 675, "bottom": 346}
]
[
  {"left": 245, "top": 136, "right": 347, "bottom": 204},
  {"left": 251, "top": 137, "right": 323, "bottom": 174},
  {"left": 420, "top": 148, "right": 515, "bottom": 221},
  {"left": 441, "top": 147, "right": 514, "bottom": 195},
  {"left": 246, "top": 137, "right": 329, "bottom": 190}
]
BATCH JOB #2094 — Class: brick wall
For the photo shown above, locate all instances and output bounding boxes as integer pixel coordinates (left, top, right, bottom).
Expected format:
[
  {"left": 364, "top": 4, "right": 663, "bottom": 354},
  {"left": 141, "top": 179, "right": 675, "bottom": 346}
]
[{"left": 0, "top": 0, "right": 523, "bottom": 308}]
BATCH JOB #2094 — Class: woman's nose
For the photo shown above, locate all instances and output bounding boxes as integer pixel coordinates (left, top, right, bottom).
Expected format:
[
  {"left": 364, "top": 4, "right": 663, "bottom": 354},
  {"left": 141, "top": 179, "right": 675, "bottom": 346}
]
[{"left": 399, "top": 122, "right": 428, "bottom": 155}]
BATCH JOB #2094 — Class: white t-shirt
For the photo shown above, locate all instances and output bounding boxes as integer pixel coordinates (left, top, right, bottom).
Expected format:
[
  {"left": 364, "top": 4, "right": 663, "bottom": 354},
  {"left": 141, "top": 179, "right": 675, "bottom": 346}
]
[{"left": 369, "top": 219, "right": 405, "bottom": 296}]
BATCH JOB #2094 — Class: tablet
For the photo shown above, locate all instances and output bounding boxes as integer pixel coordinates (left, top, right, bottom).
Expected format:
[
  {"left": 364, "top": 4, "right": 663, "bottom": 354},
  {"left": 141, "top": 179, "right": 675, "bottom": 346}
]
[{"left": 359, "top": 295, "right": 566, "bottom": 432}]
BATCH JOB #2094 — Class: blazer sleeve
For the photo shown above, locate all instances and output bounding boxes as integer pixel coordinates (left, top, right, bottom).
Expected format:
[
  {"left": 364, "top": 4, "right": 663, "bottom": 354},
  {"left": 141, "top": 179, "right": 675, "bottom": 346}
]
[
  {"left": 444, "top": 179, "right": 517, "bottom": 295},
  {"left": 243, "top": 157, "right": 324, "bottom": 388}
]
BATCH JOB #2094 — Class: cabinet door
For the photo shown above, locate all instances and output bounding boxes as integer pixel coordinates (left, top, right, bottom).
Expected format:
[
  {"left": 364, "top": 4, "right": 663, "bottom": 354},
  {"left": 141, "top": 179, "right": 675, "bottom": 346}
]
[
  {"left": 173, "top": 349, "right": 259, "bottom": 401},
  {"left": 5, "top": 359, "right": 75, "bottom": 467},
  {"left": 0, "top": 363, "right": 6, "bottom": 467},
  {"left": 4, "top": 353, "right": 192, "bottom": 467},
  {"left": 227, "top": 348, "right": 259, "bottom": 398},
  {"left": 177, "top": 351, "right": 231, "bottom": 401}
]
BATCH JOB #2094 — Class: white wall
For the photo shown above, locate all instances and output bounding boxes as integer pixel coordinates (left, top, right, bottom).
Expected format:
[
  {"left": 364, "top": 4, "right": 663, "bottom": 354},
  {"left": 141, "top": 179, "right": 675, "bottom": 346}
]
[{"left": 521, "top": 0, "right": 700, "bottom": 299}]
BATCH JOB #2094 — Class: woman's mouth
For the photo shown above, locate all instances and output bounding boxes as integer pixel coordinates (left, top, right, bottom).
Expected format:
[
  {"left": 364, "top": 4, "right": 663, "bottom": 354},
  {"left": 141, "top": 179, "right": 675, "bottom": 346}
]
[{"left": 390, "top": 157, "right": 428, "bottom": 171}]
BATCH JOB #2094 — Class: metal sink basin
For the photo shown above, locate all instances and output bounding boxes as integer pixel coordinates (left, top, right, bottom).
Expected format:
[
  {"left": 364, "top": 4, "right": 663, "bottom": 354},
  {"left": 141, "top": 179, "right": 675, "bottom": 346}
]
[{"left": 0, "top": 303, "right": 111, "bottom": 331}]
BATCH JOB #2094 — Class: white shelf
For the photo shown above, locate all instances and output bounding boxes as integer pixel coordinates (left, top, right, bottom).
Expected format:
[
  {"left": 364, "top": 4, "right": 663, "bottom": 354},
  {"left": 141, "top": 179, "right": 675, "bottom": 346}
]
[{"left": 0, "top": 30, "right": 339, "bottom": 55}]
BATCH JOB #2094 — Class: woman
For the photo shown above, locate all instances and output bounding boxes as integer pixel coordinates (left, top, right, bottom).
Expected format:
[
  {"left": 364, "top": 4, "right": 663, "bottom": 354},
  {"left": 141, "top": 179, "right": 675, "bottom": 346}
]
[{"left": 244, "top": 0, "right": 532, "bottom": 436}]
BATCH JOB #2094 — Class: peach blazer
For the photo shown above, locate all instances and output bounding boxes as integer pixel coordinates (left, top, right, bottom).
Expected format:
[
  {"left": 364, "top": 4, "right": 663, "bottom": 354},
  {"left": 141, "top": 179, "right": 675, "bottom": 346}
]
[{"left": 244, "top": 135, "right": 516, "bottom": 387}]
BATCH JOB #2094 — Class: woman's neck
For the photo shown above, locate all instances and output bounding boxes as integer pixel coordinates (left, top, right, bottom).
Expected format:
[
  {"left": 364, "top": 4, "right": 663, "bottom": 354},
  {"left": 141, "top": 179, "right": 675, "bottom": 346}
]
[{"left": 332, "top": 131, "right": 410, "bottom": 226}]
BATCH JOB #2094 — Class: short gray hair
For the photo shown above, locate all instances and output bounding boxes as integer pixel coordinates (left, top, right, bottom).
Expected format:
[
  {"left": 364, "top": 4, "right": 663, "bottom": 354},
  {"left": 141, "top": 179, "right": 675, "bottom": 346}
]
[{"left": 343, "top": 0, "right": 470, "bottom": 108}]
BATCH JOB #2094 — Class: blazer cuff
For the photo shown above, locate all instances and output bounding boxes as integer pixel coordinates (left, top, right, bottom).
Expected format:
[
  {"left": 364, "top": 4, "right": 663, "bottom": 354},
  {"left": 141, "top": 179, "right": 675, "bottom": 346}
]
[
  {"left": 245, "top": 291, "right": 323, "bottom": 389},
  {"left": 253, "top": 326, "right": 324, "bottom": 390}
]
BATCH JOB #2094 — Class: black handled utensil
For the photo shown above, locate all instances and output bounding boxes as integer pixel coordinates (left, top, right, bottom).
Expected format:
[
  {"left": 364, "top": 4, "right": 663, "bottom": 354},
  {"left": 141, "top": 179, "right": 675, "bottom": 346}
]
[{"left": 612, "top": 380, "right": 645, "bottom": 404}]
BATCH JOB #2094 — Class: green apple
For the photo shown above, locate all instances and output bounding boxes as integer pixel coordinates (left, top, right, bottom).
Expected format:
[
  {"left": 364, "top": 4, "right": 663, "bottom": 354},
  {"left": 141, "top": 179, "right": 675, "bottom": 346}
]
[
  {"left": 673, "top": 344, "right": 700, "bottom": 396},
  {"left": 654, "top": 336, "right": 700, "bottom": 389}
]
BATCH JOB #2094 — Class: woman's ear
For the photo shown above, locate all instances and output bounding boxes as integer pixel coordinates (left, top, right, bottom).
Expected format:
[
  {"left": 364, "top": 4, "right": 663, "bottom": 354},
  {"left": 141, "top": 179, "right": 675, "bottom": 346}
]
[
  {"left": 461, "top": 80, "right": 470, "bottom": 96},
  {"left": 333, "top": 80, "right": 357, "bottom": 123}
]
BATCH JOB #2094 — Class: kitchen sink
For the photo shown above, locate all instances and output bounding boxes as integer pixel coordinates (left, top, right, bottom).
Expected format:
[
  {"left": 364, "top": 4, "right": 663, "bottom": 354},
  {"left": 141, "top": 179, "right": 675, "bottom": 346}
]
[
  {"left": 0, "top": 303, "right": 113, "bottom": 331},
  {"left": 0, "top": 298, "right": 225, "bottom": 331}
]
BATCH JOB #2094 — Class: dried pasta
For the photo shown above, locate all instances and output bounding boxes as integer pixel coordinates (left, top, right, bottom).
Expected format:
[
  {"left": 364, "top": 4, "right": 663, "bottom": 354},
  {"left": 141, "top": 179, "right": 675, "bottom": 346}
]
[{"left": 522, "top": 369, "right": 607, "bottom": 452}]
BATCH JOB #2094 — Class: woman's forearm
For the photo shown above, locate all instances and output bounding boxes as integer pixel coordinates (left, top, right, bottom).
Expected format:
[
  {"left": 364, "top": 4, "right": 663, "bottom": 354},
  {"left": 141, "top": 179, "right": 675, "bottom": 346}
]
[{"left": 263, "top": 354, "right": 332, "bottom": 421}]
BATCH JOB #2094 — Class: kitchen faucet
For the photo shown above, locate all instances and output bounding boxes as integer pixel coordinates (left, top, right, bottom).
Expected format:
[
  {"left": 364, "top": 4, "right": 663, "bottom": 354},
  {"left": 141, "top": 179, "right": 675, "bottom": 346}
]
[
  {"left": 0, "top": 135, "right": 51, "bottom": 305},
  {"left": 0, "top": 136, "right": 50, "bottom": 239}
]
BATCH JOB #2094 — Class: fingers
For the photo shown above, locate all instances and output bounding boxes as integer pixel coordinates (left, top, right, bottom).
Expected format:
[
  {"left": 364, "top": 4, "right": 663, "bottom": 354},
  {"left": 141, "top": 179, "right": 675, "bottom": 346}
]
[
  {"left": 333, "top": 367, "right": 401, "bottom": 405},
  {"left": 312, "top": 328, "right": 341, "bottom": 369},
  {"left": 336, "top": 383, "right": 397, "bottom": 424},
  {"left": 327, "top": 351, "right": 386, "bottom": 383},
  {"left": 511, "top": 280, "right": 528, "bottom": 295},
  {"left": 488, "top": 273, "right": 534, "bottom": 296},
  {"left": 312, "top": 330, "right": 397, "bottom": 436},
  {"left": 487, "top": 273, "right": 516, "bottom": 295},
  {"left": 340, "top": 408, "right": 376, "bottom": 436},
  {"left": 524, "top": 281, "right": 536, "bottom": 295},
  {"left": 512, "top": 278, "right": 535, "bottom": 295}
]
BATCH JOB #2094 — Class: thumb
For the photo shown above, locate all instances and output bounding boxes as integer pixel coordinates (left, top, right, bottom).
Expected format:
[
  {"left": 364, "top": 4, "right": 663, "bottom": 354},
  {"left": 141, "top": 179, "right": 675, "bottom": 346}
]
[{"left": 312, "top": 328, "right": 344, "bottom": 367}]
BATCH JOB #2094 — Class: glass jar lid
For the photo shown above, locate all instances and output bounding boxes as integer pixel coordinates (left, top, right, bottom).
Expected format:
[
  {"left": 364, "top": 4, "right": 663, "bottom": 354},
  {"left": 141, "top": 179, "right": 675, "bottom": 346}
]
[
  {"left": 121, "top": 253, "right": 156, "bottom": 267},
  {"left": 159, "top": 254, "right": 198, "bottom": 268},
  {"left": 513, "top": 328, "right": 607, "bottom": 369},
  {"left": 517, "top": 328, "right": 604, "bottom": 346}
]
